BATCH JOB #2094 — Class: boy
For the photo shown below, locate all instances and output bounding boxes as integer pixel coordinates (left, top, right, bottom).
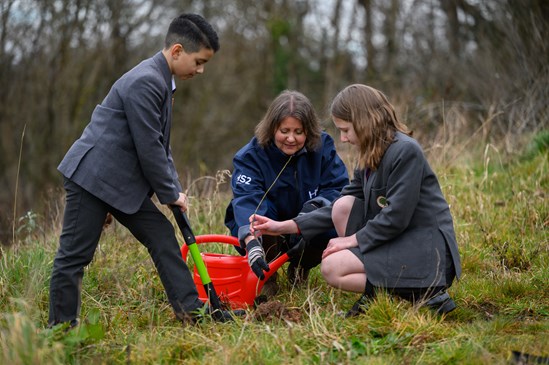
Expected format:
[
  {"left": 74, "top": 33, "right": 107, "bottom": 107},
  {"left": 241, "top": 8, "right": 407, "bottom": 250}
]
[{"left": 49, "top": 13, "right": 238, "bottom": 327}]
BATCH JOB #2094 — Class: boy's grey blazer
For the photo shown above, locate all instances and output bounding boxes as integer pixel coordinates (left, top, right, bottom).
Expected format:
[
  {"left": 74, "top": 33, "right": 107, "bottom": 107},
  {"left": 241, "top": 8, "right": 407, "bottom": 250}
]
[
  {"left": 58, "top": 52, "right": 182, "bottom": 214},
  {"left": 295, "top": 132, "right": 462, "bottom": 288}
]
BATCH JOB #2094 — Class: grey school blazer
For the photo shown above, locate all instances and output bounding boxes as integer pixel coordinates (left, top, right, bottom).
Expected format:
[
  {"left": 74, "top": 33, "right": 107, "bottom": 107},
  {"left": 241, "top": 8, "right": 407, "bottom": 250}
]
[
  {"left": 58, "top": 52, "right": 182, "bottom": 214},
  {"left": 295, "top": 132, "right": 462, "bottom": 288}
]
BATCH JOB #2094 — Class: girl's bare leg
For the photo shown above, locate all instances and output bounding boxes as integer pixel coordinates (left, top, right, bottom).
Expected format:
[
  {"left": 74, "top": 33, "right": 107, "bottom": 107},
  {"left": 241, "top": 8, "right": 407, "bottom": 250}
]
[
  {"left": 319, "top": 195, "right": 367, "bottom": 292},
  {"left": 321, "top": 249, "right": 366, "bottom": 292}
]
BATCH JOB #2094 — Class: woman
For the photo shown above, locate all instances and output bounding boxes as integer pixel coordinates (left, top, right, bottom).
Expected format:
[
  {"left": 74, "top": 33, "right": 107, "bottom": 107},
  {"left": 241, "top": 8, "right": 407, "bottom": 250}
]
[
  {"left": 224, "top": 90, "right": 349, "bottom": 295},
  {"left": 251, "top": 84, "right": 461, "bottom": 315}
]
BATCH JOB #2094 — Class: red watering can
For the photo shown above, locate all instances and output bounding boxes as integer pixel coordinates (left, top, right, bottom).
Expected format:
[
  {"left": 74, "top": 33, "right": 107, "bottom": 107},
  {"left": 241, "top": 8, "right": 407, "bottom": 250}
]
[{"left": 181, "top": 234, "right": 289, "bottom": 310}]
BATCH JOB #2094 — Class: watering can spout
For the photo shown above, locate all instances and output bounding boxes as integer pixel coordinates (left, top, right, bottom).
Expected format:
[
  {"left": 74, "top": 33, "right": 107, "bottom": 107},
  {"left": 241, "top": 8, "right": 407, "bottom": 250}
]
[
  {"left": 262, "top": 253, "right": 290, "bottom": 281},
  {"left": 245, "top": 252, "right": 290, "bottom": 300}
]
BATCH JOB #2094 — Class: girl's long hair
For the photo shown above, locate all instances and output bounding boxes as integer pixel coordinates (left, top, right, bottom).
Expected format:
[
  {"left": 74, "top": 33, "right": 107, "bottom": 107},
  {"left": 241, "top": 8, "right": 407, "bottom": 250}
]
[{"left": 331, "top": 84, "right": 411, "bottom": 170}]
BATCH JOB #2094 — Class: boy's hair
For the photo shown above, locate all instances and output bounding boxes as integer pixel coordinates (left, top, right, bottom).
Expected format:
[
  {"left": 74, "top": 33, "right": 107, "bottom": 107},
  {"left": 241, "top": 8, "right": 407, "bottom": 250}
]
[
  {"left": 331, "top": 84, "right": 411, "bottom": 170},
  {"left": 165, "top": 13, "right": 219, "bottom": 53},
  {"left": 255, "top": 90, "right": 322, "bottom": 151}
]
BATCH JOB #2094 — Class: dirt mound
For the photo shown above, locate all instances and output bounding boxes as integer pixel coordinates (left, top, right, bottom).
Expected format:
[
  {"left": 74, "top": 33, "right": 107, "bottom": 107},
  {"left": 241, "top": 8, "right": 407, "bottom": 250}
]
[{"left": 252, "top": 300, "right": 302, "bottom": 323}]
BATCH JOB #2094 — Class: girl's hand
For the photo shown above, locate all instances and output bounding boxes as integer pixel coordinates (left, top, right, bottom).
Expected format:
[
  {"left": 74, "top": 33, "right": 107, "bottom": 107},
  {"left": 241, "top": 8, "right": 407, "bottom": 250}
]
[
  {"left": 250, "top": 214, "right": 298, "bottom": 236},
  {"left": 322, "top": 234, "right": 358, "bottom": 259}
]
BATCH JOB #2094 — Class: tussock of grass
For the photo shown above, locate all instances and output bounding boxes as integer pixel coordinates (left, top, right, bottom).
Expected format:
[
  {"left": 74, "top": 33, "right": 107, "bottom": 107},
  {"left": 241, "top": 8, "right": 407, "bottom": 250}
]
[{"left": 1, "top": 141, "right": 548, "bottom": 364}]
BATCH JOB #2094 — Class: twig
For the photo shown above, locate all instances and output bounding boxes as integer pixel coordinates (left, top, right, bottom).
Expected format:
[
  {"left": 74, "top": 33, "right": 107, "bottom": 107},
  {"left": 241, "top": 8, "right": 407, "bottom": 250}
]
[{"left": 12, "top": 124, "right": 26, "bottom": 243}]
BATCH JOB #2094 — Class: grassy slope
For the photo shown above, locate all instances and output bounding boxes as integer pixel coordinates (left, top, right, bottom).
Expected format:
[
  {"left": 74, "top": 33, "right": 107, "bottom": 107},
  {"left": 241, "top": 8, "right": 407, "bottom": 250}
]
[{"left": 0, "top": 147, "right": 547, "bottom": 365}]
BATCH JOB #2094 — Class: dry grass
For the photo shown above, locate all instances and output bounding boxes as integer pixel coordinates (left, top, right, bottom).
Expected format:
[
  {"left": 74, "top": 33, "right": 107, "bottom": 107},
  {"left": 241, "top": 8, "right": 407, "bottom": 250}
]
[{"left": 1, "top": 128, "right": 547, "bottom": 364}]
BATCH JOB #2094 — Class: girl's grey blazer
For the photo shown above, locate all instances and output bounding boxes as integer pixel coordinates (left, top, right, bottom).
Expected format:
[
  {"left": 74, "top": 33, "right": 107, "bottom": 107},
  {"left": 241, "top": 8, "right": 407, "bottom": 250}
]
[
  {"left": 58, "top": 52, "right": 182, "bottom": 214},
  {"left": 295, "top": 132, "right": 462, "bottom": 288}
]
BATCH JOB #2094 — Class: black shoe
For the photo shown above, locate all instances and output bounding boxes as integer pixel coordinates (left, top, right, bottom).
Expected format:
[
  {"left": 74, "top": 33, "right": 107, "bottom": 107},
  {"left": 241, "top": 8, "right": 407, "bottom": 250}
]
[
  {"left": 425, "top": 291, "right": 456, "bottom": 315},
  {"left": 345, "top": 294, "right": 370, "bottom": 318},
  {"left": 179, "top": 305, "right": 246, "bottom": 324},
  {"left": 287, "top": 263, "right": 309, "bottom": 286},
  {"left": 47, "top": 319, "right": 79, "bottom": 331},
  {"left": 206, "top": 306, "right": 246, "bottom": 322}
]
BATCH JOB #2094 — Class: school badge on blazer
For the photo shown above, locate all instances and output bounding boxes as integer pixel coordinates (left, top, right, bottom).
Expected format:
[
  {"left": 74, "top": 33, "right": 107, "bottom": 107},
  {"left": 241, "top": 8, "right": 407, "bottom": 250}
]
[{"left": 376, "top": 196, "right": 388, "bottom": 208}]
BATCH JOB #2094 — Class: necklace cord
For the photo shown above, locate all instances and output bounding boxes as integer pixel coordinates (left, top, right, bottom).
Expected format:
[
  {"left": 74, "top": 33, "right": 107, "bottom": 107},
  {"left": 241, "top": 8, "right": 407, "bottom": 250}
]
[{"left": 251, "top": 155, "right": 294, "bottom": 240}]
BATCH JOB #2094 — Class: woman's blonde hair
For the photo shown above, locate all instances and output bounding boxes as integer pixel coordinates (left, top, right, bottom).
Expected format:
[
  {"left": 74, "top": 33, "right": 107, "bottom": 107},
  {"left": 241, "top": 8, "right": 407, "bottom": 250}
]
[
  {"left": 255, "top": 90, "right": 321, "bottom": 150},
  {"left": 330, "top": 84, "right": 411, "bottom": 170}
]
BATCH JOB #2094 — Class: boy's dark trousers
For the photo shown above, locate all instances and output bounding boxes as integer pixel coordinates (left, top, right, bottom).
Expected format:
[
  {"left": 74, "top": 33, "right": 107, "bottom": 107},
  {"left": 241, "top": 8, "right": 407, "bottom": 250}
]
[{"left": 48, "top": 178, "right": 203, "bottom": 327}]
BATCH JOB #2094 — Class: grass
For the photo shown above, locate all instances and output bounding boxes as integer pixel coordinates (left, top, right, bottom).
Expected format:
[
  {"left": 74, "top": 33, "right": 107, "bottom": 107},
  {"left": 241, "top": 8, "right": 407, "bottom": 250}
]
[{"left": 1, "top": 138, "right": 548, "bottom": 364}]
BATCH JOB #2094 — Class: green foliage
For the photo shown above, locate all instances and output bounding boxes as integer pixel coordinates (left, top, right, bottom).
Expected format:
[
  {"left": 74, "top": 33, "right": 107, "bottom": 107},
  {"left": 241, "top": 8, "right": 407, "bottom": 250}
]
[
  {"left": 523, "top": 130, "right": 549, "bottom": 160},
  {"left": 1, "top": 147, "right": 548, "bottom": 364},
  {"left": 268, "top": 18, "right": 292, "bottom": 94},
  {"left": 16, "top": 211, "right": 40, "bottom": 244}
]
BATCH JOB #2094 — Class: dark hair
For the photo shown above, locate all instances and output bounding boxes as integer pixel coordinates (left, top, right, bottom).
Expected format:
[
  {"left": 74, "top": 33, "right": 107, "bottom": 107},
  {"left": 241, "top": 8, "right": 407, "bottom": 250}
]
[
  {"left": 255, "top": 90, "right": 322, "bottom": 150},
  {"left": 331, "top": 84, "right": 411, "bottom": 170},
  {"left": 164, "top": 13, "right": 219, "bottom": 53}
]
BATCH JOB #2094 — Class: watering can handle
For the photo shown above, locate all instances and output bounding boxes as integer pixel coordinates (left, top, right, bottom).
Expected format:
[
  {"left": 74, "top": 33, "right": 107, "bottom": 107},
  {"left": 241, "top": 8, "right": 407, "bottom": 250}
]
[
  {"left": 181, "top": 234, "right": 241, "bottom": 260},
  {"left": 181, "top": 235, "right": 290, "bottom": 281}
]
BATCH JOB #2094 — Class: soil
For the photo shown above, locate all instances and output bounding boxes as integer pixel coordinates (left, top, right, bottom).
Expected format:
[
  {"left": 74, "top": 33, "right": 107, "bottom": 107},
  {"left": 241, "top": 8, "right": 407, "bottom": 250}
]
[{"left": 252, "top": 300, "right": 302, "bottom": 323}]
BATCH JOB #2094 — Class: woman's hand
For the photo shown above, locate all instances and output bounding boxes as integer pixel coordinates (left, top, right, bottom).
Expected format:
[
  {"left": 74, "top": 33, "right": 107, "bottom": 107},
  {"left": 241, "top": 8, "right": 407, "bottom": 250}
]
[
  {"left": 322, "top": 234, "right": 358, "bottom": 259},
  {"left": 250, "top": 214, "right": 299, "bottom": 236}
]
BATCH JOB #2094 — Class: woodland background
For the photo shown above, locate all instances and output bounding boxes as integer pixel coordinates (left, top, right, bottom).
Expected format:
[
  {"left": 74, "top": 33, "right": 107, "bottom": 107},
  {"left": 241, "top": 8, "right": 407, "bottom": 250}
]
[{"left": 1, "top": 0, "right": 547, "bottom": 244}]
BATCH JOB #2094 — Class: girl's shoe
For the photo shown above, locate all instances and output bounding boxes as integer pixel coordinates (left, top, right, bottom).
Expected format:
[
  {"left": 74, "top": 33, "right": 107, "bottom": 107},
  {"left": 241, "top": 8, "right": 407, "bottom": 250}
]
[{"left": 425, "top": 291, "right": 456, "bottom": 315}]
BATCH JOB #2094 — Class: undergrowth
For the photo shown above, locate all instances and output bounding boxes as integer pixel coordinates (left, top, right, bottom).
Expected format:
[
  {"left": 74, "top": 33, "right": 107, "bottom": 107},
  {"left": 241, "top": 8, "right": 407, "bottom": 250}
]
[{"left": 0, "top": 137, "right": 547, "bottom": 364}]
